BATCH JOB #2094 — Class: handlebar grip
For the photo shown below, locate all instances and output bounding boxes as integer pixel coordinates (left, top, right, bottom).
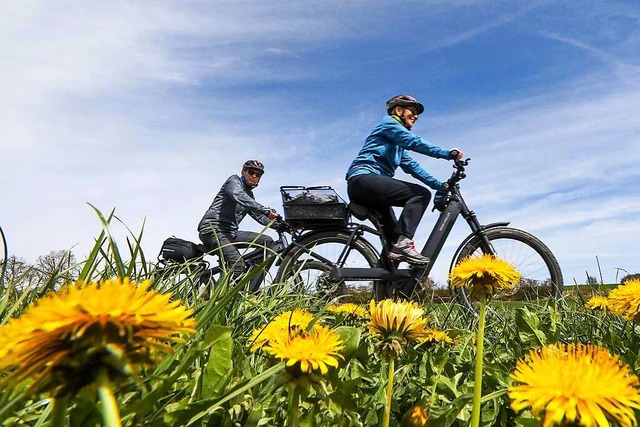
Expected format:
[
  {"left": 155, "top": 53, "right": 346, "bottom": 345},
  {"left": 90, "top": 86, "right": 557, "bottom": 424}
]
[{"left": 273, "top": 216, "right": 293, "bottom": 234}]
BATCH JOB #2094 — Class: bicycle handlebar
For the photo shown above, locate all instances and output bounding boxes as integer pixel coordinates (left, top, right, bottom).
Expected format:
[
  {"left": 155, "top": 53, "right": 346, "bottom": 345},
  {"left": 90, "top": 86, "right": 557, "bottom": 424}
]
[
  {"left": 447, "top": 157, "right": 470, "bottom": 187},
  {"left": 431, "top": 158, "right": 470, "bottom": 212},
  {"left": 273, "top": 215, "right": 294, "bottom": 235}
]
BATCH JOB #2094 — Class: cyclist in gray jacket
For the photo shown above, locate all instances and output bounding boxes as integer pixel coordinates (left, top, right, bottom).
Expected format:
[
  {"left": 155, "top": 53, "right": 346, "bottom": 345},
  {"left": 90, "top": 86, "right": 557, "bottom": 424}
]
[{"left": 198, "top": 160, "right": 280, "bottom": 286}]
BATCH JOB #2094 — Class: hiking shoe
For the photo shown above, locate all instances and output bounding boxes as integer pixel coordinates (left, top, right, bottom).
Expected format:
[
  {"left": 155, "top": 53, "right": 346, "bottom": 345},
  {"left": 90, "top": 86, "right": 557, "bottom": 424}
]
[{"left": 388, "top": 240, "right": 430, "bottom": 265}]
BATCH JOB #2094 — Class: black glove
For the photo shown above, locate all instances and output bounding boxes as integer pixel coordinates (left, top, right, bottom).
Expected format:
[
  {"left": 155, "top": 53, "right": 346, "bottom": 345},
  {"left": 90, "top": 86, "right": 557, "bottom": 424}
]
[
  {"left": 433, "top": 184, "right": 449, "bottom": 211},
  {"left": 274, "top": 221, "right": 291, "bottom": 234}
]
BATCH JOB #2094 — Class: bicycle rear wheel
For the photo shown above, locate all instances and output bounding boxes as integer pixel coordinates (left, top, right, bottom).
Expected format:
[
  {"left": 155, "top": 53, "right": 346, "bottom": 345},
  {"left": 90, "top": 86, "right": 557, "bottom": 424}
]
[
  {"left": 275, "top": 230, "right": 380, "bottom": 301},
  {"left": 452, "top": 227, "right": 563, "bottom": 310}
]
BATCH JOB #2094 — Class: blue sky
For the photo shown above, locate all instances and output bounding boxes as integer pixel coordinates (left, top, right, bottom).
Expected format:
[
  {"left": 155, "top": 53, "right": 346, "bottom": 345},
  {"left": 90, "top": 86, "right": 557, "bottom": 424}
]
[{"left": 1, "top": 0, "right": 639, "bottom": 285}]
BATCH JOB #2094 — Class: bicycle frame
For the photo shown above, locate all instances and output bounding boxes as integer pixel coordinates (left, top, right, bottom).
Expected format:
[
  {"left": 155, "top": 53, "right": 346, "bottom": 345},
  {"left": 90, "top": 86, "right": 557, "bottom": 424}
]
[
  {"left": 324, "top": 189, "right": 484, "bottom": 283},
  {"left": 285, "top": 160, "right": 508, "bottom": 288}
]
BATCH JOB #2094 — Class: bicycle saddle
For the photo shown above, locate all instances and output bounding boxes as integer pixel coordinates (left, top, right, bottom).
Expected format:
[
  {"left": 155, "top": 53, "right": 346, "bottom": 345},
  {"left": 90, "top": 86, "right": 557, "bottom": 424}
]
[{"left": 348, "top": 202, "right": 371, "bottom": 221}]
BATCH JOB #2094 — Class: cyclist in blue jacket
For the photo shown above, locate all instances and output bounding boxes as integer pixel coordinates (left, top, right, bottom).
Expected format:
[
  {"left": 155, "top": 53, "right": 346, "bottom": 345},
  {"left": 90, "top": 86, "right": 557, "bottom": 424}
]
[{"left": 346, "top": 95, "right": 463, "bottom": 265}]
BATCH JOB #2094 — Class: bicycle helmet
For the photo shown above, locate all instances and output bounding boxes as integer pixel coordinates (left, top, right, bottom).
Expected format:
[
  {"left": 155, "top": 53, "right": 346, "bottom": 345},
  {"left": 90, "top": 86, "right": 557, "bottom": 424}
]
[
  {"left": 386, "top": 95, "right": 424, "bottom": 115},
  {"left": 242, "top": 160, "right": 265, "bottom": 173}
]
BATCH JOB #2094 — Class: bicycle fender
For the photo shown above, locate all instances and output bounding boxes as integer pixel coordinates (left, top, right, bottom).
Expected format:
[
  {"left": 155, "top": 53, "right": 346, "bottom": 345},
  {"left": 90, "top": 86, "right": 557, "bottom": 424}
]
[{"left": 448, "top": 222, "right": 510, "bottom": 273}]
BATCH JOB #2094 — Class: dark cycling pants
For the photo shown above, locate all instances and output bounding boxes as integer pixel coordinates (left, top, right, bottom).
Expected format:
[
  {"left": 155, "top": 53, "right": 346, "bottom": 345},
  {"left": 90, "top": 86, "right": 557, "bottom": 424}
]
[
  {"left": 199, "top": 229, "right": 276, "bottom": 291},
  {"left": 347, "top": 174, "right": 431, "bottom": 243}
]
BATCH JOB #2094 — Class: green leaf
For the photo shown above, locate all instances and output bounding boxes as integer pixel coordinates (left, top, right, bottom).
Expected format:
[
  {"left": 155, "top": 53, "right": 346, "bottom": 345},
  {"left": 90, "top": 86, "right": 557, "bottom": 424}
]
[
  {"left": 244, "top": 402, "right": 264, "bottom": 427},
  {"left": 201, "top": 325, "right": 234, "bottom": 397},
  {"left": 333, "top": 326, "right": 362, "bottom": 365},
  {"left": 634, "top": 348, "right": 640, "bottom": 374},
  {"left": 123, "top": 325, "right": 231, "bottom": 419},
  {"left": 604, "top": 328, "right": 624, "bottom": 349},
  {"left": 185, "top": 362, "right": 285, "bottom": 426},
  {"left": 435, "top": 372, "right": 464, "bottom": 399},
  {"left": 514, "top": 306, "right": 546, "bottom": 347},
  {"left": 514, "top": 411, "right": 539, "bottom": 426},
  {"left": 329, "top": 378, "right": 362, "bottom": 414},
  {"left": 429, "top": 392, "right": 473, "bottom": 427}
]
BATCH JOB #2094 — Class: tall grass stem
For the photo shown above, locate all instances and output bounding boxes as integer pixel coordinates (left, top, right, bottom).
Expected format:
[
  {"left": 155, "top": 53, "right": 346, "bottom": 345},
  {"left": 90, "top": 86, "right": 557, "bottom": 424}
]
[
  {"left": 98, "top": 369, "right": 122, "bottom": 427},
  {"left": 471, "top": 299, "right": 487, "bottom": 427},
  {"left": 286, "top": 383, "right": 300, "bottom": 427},
  {"left": 50, "top": 395, "right": 69, "bottom": 427},
  {"left": 382, "top": 356, "right": 395, "bottom": 427}
]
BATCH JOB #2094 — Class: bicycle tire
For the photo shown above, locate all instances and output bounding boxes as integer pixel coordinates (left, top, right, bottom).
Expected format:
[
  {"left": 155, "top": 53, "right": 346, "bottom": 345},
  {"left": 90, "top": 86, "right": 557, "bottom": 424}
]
[
  {"left": 452, "top": 226, "right": 563, "bottom": 310},
  {"left": 275, "top": 230, "right": 380, "bottom": 300}
]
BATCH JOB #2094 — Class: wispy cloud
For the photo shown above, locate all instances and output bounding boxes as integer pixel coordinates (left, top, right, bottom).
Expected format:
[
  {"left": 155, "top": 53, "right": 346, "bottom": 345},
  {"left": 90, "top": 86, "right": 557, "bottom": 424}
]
[
  {"left": 540, "top": 32, "right": 640, "bottom": 83},
  {"left": 425, "top": 0, "right": 556, "bottom": 51},
  {"left": 1, "top": 0, "right": 639, "bottom": 287}
]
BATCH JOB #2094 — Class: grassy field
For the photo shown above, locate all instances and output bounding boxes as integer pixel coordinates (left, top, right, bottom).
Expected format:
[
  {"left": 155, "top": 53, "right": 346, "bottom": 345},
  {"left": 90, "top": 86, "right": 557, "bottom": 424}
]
[{"left": 1, "top": 215, "right": 638, "bottom": 426}]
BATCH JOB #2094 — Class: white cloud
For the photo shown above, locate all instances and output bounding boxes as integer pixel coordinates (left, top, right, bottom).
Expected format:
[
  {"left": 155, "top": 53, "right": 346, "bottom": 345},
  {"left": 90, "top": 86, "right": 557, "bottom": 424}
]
[{"left": 1, "top": 0, "right": 639, "bottom": 290}]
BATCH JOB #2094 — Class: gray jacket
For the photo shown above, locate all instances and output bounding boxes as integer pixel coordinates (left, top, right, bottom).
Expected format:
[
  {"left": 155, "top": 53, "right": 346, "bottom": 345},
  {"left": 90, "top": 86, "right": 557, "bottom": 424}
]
[{"left": 198, "top": 175, "right": 272, "bottom": 235}]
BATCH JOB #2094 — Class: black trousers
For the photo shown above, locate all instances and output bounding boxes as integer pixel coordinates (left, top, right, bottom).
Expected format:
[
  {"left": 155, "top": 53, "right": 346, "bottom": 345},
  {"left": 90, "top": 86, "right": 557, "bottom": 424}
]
[
  {"left": 199, "top": 229, "right": 276, "bottom": 290},
  {"left": 347, "top": 174, "right": 431, "bottom": 243}
]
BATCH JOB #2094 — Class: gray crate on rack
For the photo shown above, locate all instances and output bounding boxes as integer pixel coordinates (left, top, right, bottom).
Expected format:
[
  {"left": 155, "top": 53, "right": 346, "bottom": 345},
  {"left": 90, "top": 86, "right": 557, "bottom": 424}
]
[{"left": 280, "top": 186, "right": 349, "bottom": 228}]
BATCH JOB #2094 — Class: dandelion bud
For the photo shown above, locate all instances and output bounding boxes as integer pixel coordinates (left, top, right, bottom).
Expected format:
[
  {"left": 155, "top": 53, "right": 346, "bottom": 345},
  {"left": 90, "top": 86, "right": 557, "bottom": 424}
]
[{"left": 400, "top": 404, "right": 429, "bottom": 427}]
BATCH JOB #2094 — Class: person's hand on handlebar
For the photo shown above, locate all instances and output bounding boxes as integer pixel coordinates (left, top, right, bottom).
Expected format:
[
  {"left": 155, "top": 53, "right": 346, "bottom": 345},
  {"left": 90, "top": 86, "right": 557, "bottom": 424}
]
[
  {"left": 264, "top": 209, "right": 279, "bottom": 220},
  {"left": 449, "top": 148, "right": 463, "bottom": 160}
]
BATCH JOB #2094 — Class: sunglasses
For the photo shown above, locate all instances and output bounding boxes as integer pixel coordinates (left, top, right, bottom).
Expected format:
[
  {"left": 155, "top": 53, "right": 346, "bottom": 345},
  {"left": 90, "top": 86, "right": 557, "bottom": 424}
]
[
  {"left": 404, "top": 108, "right": 419, "bottom": 120},
  {"left": 244, "top": 168, "right": 263, "bottom": 177}
]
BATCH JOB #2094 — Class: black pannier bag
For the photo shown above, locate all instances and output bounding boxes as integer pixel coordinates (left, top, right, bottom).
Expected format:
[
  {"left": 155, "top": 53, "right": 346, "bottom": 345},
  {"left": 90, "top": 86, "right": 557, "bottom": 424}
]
[
  {"left": 280, "top": 185, "right": 349, "bottom": 229},
  {"left": 159, "top": 237, "right": 205, "bottom": 263}
]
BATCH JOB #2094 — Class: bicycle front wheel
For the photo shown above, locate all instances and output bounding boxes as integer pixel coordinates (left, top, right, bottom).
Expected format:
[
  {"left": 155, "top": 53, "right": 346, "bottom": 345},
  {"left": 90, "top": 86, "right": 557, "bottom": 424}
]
[
  {"left": 452, "top": 227, "right": 563, "bottom": 309},
  {"left": 275, "top": 230, "right": 380, "bottom": 301}
]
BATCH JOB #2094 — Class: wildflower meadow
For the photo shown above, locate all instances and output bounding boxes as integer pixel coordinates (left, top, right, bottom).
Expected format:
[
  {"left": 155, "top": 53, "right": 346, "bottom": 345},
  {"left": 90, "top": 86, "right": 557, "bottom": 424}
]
[{"left": 1, "top": 211, "right": 639, "bottom": 427}]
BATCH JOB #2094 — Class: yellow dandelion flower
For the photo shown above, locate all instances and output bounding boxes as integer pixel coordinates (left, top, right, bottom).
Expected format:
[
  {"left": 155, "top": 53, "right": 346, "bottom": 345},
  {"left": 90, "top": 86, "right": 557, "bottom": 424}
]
[
  {"left": 368, "top": 299, "right": 429, "bottom": 357},
  {"left": 248, "top": 308, "right": 315, "bottom": 351},
  {"left": 367, "top": 299, "right": 427, "bottom": 341},
  {"left": 419, "top": 328, "right": 454, "bottom": 345},
  {"left": 400, "top": 404, "right": 429, "bottom": 427},
  {"left": 585, "top": 295, "right": 611, "bottom": 312},
  {"left": 327, "top": 303, "right": 369, "bottom": 319},
  {"left": 368, "top": 299, "right": 429, "bottom": 341},
  {"left": 263, "top": 325, "right": 344, "bottom": 375},
  {"left": 607, "top": 279, "right": 640, "bottom": 321},
  {"left": 449, "top": 254, "right": 520, "bottom": 301},
  {"left": 509, "top": 343, "right": 640, "bottom": 427},
  {"left": 0, "top": 278, "right": 195, "bottom": 396}
]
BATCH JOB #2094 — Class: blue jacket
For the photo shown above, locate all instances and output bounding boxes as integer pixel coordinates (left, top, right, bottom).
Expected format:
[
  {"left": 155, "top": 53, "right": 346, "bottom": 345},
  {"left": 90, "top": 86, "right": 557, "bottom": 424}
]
[{"left": 345, "top": 115, "right": 450, "bottom": 190}]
